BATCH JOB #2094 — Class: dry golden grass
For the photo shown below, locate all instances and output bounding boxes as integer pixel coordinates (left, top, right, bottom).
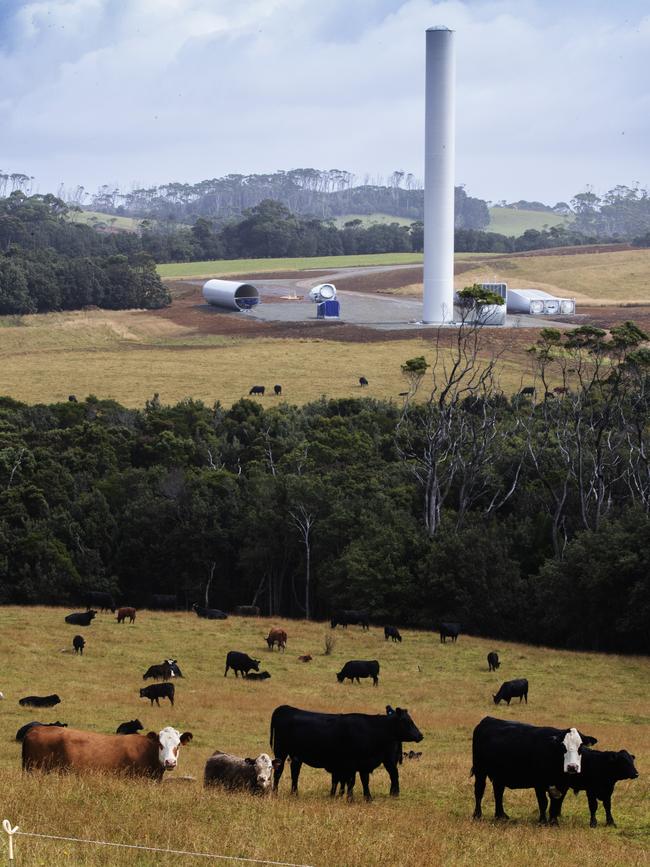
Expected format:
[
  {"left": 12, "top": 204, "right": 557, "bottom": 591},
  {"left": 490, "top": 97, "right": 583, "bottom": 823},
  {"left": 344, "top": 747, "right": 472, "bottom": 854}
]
[
  {"left": 0, "top": 310, "right": 529, "bottom": 407},
  {"left": 0, "top": 607, "right": 648, "bottom": 866}
]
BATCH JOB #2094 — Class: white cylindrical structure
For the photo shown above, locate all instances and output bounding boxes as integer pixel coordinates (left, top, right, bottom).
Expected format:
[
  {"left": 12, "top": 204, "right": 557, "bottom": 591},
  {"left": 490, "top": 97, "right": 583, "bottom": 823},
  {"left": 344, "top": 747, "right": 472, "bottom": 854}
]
[
  {"left": 423, "top": 26, "right": 455, "bottom": 323},
  {"left": 307, "top": 283, "right": 337, "bottom": 302},
  {"left": 202, "top": 279, "right": 260, "bottom": 310}
]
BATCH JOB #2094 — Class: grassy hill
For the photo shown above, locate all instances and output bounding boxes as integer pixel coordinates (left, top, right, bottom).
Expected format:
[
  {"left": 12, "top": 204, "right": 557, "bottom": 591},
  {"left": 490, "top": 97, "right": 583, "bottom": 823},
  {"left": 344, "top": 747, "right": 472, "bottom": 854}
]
[
  {"left": 69, "top": 210, "right": 142, "bottom": 232},
  {"left": 332, "top": 213, "right": 416, "bottom": 228},
  {"left": 488, "top": 207, "right": 570, "bottom": 236},
  {"left": 1, "top": 606, "right": 648, "bottom": 866}
]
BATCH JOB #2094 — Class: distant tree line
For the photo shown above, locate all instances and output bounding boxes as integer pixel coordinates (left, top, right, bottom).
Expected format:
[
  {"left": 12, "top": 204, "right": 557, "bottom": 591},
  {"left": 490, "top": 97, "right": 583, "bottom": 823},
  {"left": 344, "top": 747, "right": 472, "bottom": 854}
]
[{"left": 0, "top": 319, "right": 648, "bottom": 654}]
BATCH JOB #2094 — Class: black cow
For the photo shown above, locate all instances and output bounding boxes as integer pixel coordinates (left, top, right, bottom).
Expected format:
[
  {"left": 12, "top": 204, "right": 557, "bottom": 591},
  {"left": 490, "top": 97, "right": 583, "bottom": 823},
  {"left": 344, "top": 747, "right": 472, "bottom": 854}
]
[
  {"left": 487, "top": 651, "right": 500, "bottom": 672},
  {"left": 68, "top": 394, "right": 77, "bottom": 402},
  {"left": 274, "top": 385, "right": 282, "bottom": 396},
  {"left": 192, "top": 603, "right": 228, "bottom": 620},
  {"left": 331, "top": 705, "right": 405, "bottom": 798},
  {"left": 148, "top": 594, "right": 178, "bottom": 610},
  {"left": 16, "top": 721, "right": 67, "bottom": 742},
  {"left": 246, "top": 671, "right": 271, "bottom": 681},
  {"left": 359, "top": 376, "right": 368, "bottom": 387},
  {"left": 72, "top": 635, "right": 85, "bottom": 655},
  {"left": 384, "top": 625, "right": 402, "bottom": 642},
  {"left": 140, "top": 683, "right": 175, "bottom": 707},
  {"left": 519, "top": 386, "right": 536, "bottom": 397},
  {"left": 548, "top": 748, "right": 639, "bottom": 827},
  {"left": 224, "top": 651, "right": 260, "bottom": 678},
  {"left": 65, "top": 610, "right": 97, "bottom": 627},
  {"left": 84, "top": 591, "right": 115, "bottom": 612},
  {"left": 142, "top": 663, "right": 174, "bottom": 681},
  {"left": 249, "top": 386, "right": 265, "bottom": 396},
  {"left": 270, "top": 704, "right": 423, "bottom": 800},
  {"left": 336, "top": 660, "right": 380, "bottom": 686},
  {"left": 439, "top": 622, "right": 460, "bottom": 643},
  {"left": 330, "top": 609, "right": 370, "bottom": 630},
  {"left": 19, "top": 695, "right": 61, "bottom": 708},
  {"left": 116, "top": 719, "right": 144, "bottom": 735},
  {"left": 472, "top": 716, "right": 598, "bottom": 823},
  {"left": 493, "top": 678, "right": 528, "bottom": 705}
]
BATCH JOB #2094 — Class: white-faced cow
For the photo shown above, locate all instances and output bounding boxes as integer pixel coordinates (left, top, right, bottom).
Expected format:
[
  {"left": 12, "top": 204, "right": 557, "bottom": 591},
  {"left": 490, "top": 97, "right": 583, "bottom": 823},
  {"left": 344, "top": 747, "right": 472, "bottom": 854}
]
[
  {"left": 204, "top": 750, "right": 281, "bottom": 794},
  {"left": 472, "top": 716, "right": 598, "bottom": 824},
  {"left": 22, "top": 725, "right": 192, "bottom": 780}
]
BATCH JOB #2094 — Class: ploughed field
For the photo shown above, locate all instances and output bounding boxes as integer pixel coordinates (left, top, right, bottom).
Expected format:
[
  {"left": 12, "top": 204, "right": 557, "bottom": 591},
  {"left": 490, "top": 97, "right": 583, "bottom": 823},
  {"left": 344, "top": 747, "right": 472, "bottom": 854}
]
[{"left": 0, "top": 607, "right": 648, "bottom": 866}]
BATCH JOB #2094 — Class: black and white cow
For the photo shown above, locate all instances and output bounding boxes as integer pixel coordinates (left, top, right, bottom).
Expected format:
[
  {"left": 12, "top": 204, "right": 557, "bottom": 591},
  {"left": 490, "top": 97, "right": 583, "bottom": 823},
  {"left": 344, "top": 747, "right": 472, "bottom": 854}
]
[
  {"left": 472, "top": 716, "right": 598, "bottom": 823},
  {"left": 336, "top": 660, "right": 380, "bottom": 686},
  {"left": 493, "top": 679, "right": 528, "bottom": 705},
  {"left": 143, "top": 663, "right": 174, "bottom": 681},
  {"left": 204, "top": 750, "right": 281, "bottom": 793}
]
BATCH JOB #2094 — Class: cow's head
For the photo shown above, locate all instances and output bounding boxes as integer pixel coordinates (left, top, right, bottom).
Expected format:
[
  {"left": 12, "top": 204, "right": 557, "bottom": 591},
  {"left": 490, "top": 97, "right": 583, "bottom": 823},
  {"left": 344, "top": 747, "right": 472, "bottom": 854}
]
[
  {"left": 387, "top": 707, "right": 423, "bottom": 743},
  {"left": 553, "top": 728, "right": 597, "bottom": 774},
  {"left": 251, "top": 659, "right": 261, "bottom": 672},
  {"left": 88, "top": 610, "right": 97, "bottom": 620},
  {"left": 147, "top": 727, "right": 193, "bottom": 771},
  {"left": 244, "top": 753, "right": 282, "bottom": 792},
  {"left": 610, "top": 750, "right": 638, "bottom": 781}
]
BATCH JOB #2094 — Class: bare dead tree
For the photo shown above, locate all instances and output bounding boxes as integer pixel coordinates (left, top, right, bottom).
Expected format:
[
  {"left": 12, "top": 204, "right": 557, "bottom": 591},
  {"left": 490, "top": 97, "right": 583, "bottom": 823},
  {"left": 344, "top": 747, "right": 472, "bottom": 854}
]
[
  {"left": 289, "top": 504, "right": 316, "bottom": 619},
  {"left": 205, "top": 561, "right": 216, "bottom": 608}
]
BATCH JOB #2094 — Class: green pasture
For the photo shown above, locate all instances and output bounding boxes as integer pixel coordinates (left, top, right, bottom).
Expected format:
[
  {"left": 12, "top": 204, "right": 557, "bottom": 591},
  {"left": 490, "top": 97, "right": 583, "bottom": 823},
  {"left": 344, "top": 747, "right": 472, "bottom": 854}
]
[
  {"left": 0, "top": 607, "right": 647, "bottom": 866},
  {"left": 488, "top": 207, "right": 570, "bottom": 237},
  {"left": 69, "top": 210, "right": 142, "bottom": 232}
]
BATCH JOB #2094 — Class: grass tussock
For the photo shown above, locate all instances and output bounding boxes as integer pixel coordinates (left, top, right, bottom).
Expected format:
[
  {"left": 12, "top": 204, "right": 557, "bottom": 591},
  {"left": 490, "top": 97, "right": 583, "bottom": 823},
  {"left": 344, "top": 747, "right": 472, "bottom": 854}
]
[{"left": 0, "top": 607, "right": 648, "bottom": 866}]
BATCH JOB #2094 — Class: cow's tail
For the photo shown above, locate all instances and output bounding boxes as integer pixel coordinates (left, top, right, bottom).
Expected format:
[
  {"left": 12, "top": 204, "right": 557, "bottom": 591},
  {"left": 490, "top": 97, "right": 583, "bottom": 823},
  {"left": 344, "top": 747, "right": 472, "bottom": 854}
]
[
  {"left": 469, "top": 766, "right": 475, "bottom": 778},
  {"left": 269, "top": 717, "right": 275, "bottom": 752}
]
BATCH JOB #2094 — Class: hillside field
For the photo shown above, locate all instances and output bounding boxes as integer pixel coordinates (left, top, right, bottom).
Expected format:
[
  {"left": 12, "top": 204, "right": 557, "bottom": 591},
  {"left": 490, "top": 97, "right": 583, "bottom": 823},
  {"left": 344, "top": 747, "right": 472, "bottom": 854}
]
[
  {"left": 488, "top": 207, "right": 570, "bottom": 236},
  {"left": 0, "top": 606, "right": 647, "bottom": 866}
]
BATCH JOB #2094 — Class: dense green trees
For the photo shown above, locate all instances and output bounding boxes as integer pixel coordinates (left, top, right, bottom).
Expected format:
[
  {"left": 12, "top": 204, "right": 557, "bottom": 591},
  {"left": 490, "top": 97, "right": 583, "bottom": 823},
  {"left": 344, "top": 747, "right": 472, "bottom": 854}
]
[{"left": 0, "top": 322, "right": 648, "bottom": 653}]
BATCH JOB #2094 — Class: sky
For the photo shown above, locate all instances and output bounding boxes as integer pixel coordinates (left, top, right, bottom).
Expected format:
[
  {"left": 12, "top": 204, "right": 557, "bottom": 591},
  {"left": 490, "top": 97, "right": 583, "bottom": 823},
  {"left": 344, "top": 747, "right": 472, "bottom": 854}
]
[{"left": 1, "top": 0, "right": 648, "bottom": 204}]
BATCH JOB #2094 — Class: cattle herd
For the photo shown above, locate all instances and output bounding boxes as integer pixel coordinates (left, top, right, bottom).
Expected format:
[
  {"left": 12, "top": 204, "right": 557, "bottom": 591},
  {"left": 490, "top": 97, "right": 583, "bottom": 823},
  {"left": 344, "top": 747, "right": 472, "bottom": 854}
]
[{"left": 7, "top": 601, "right": 640, "bottom": 831}]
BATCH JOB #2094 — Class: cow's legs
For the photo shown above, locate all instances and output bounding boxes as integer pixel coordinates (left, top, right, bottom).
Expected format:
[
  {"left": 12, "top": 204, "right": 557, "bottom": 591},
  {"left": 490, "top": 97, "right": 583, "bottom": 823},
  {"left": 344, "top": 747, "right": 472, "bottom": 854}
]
[
  {"left": 272, "top": 754, "right": 286, "bottom": 792},
  {"left": 384, "top": 760, "right": 400, "bottom": 796},
  {"left": 289, "top": 757, "right": 302, "bottom": 794},
  {"left": 224, "top": 664, "right": 229, "bottom": 677},
  {"left": 493, "top": 781, "right": 509, "bottom": 820},
  {"left": 169, "top": 695, "right": 174, "bottom": 707},
  {"left": 373, "top": 675, "right": 378, "bottom": 686},
  {"left": 535, "top": 786, "right": 549, "bottom": 823},
  {"left": 359, "top": 771, "right": 372, "bottom": 801},
  {"left": 473, "top": 773, "right": 486, "bottom": 818},
  {"left": 548, "top": 788, "right": 566, "bottom": 825}
]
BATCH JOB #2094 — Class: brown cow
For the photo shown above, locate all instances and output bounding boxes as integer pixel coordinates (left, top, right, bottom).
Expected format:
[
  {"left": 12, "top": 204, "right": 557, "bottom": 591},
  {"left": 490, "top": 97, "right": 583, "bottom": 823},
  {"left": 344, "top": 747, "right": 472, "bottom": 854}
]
[
  {"left": 265, "top": 628, "right": 287, "bottom": 651},
  {"left": 117, "top": 607, "right": 136, "bottom": 623},
  {"left": 22, "top": 725, "right": 192, "bottom": 780},
  {"left": 298, "top": 654, "right": 312, "bottom": 663}
]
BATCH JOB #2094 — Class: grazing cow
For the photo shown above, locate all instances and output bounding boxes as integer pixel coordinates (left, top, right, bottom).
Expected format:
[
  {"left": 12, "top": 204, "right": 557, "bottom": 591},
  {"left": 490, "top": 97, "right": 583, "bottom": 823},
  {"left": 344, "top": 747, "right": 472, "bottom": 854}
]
[
  {"left": 164, "top": 659, "right": 184, "bottom": 678},
  {"left": 274, "top": 385, "right": 282, "bottom": 396},
  {"left": 65, "top": 610, "right": 97, "bottom": 627},
  {"left": 224, "top": 651, "right": 260, "bottom": 678},
  {"left": 249, "top": 386, "right": 265, "bottom": 396},
  {"left": 298, "top": 655, "right": 312, "bottom": 663},
  {"left": 143, "top": 663, "right": 174, "bottom": 681},
  {"left": 148, "top": 594, "right": 177, "bottom": 610},
  {"left": 270, "top": 704, "right": 423, "bottom": 800},
  {"left": 471, "top": 716, "right": 597, "bottom": 823},
  {"left": 116, "top": 719, "right": 143, "bottom": 735},
  {"left": 359, "top": 376, "right": 368, "bottom": 387},
  {"left": 266, "top": 628, "right": 287, "bottom": 651},
  {"left": 84, "top": 591, "right": 115, "bottom": 613},
  {"left": 72, "top": 635, "right": 85, "bottom": 655},
  {"left": 204, "top": 750, "right": 281, "bottom": 794},
  {"left": 19, "top": 694, "right": 61, "bottom": 708},
  {"left": 553, "top": 386, "right": 569, "bottom": 395},
  {"left": 548, "top": 748, "right": 639, "bottom": 827},
  {"left": 439, "top": 622, "right": 461, "bottom": 643},
  {"left": 16, "top": 721, "right": 67, "bottom": 742},
  {"left": 330, "top": 609, "right": 370, "bottom": 630},
  {"left": 192, "top": 603, "right": 228, "bottom": 620},
  {"left": 23, "top": 725, "right": 192, "bottom": 780},
  {"left": 234, "top": 605, "right": 261, "bottom": 617},
  {"left": 487, "top": 651, "right": 500, "bottom": 672},
  {"left": 493, "top": 678, "right": 528, "bottom": 705},
  {"left": 519, "top": 386, "right": 536, "bottom": 396},
  {"left": 116, "top": 607, "right": 136, "bottom": 624},
  {"left": 384, "top": 625, "right": 402, "bottom": 642},
  {"left": 246, "top": 671, "right": 271, "bottom": 681},
  {"left": 336, "top": 660, "right": 380, "bottom": 686},
  {"left": 140, "top": 683, "right": 175, "bottom": 707},
  {"left": 68, "top": 394, "right": 77, "bottom": 402}
]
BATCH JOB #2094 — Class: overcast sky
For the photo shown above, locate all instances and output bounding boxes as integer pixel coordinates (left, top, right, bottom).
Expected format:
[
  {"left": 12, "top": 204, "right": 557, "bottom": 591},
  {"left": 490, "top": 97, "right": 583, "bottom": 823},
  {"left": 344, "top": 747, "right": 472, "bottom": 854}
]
[{"left": 1, "top": 0, "right": 648, "bottom": 204}]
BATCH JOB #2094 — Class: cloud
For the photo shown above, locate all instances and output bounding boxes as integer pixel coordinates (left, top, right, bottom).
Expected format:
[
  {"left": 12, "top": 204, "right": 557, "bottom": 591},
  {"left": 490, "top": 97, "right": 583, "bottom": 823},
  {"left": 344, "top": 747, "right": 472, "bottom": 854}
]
[{"left": 0, "top": 0, "right": 648, "bottom": 202}]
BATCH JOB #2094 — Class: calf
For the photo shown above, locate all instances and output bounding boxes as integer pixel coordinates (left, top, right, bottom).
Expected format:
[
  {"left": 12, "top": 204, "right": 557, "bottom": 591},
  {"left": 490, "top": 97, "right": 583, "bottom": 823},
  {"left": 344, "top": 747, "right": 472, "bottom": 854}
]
[
  {"left": 204, "top": 750, "right": 281, "bottom": 794},
  {"left": 143, "top": 663, "right": 173, "bottom": 681},
  {"left": 336, "top": 660, "right": 380, "bottom": 686},
  {"left": 140, "top": 683, "right": 175, "bottom": 707},
  {"left": 19, "top": 694, "right": 61, "bottom": 708},
  {"left": 117, "top": 607, "right": 136, "bottom": 624},
  {"left": 249, "top": 385, "right": 265, "bottom": 396},
  {"left": 359, "top": 376, "right": 368, "bottom": 387},
  {"left": 439, "top": 622, "right": 461, "bottom": 643},
  {"left": 298, "top": 655, "right": 312, "bottom": 663},
  {"left": 403, "top": 750, "right": 423, "bottom": 760},
  {"left": 65, "top": 610, "right": 97, "bottom": 627},
  {"left": 266, "top": 628, "right": 287, "bottom": 651},
  {"left": 224, "top": 651, "right": 260, "bottom": 678},
  {"left": 487, "top": 651, "right": 500, "bottom": 672},
  {"left": 116, "top": 719, "right": 143, "bottom": 735},
  {"left": 274, "top": 384, "right": 282, "bottom": 396},
  {"left": 548, "top": 748, "right": 639, "bottom": 827},
  {"left": 16, "top": 721, "right": 67, "bottom": 742},
  {"left": 246, "top": 671, "right": 271, "bottom": 681},
  {"left": 73, "top": 635, "right": 85, "bottom": 655},
  {"left": 384, "top": 625, "right": 402, "bottom": 642},
  {"left": 493, "top": 678, "right": 528, "bottom": 705}
]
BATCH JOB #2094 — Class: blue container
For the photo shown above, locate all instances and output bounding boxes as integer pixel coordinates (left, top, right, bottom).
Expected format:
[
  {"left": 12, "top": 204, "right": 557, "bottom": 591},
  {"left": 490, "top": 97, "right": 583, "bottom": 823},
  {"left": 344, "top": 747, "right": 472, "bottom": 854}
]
[{"left": 317, "top": 299, "right": 340, "bottom": 319}]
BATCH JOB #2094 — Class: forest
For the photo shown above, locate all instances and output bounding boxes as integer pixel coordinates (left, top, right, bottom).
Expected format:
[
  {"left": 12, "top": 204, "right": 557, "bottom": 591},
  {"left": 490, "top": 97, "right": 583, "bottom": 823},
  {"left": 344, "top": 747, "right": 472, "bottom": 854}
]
[{"left": 1, "top": 319, "right": 648, "bottom": 654}]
